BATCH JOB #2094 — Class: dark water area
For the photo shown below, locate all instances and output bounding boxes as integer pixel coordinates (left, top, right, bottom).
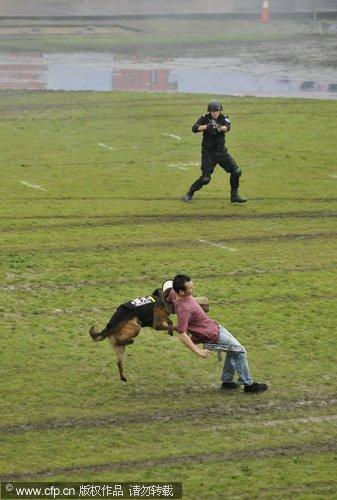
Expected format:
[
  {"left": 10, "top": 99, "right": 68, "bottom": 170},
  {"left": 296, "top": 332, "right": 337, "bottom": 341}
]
[{"left": 0, "top": 52, "right": 336, "bottom": 99}]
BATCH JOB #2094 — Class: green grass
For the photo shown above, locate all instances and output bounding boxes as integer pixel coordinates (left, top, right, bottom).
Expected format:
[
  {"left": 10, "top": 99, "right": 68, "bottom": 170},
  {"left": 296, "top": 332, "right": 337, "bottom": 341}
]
[
  {"left": 0, "top": 17, "right": 327, "bottom": 54},
  {"left": 0, "top": 90, "right": 337, "bottom": 498}
]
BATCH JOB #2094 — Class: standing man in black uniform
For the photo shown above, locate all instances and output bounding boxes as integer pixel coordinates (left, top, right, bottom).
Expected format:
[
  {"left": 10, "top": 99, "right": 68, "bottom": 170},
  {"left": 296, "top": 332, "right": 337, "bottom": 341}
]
[{"left": 183, "top": 100, "right": 246, "bottom": 203}]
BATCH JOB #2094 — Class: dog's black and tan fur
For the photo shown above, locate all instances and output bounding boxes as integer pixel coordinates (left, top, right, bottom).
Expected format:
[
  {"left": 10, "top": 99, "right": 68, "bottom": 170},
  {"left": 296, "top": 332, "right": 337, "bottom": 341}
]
[
  {"left": 90, "top": 289, "right": 210, "bottom": 382},
  {"left": 89, "top": 289, "right": 173, "bottom": 382}
]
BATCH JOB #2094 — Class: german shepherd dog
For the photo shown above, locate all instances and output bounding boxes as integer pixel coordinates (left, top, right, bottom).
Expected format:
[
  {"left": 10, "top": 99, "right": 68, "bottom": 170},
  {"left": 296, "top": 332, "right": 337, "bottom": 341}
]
[
  {"left": 89, "top": 288, "right": 209, "bottom": 382},
  {"left": 89, "top": 289, "right": 174, "bottom": 382}
]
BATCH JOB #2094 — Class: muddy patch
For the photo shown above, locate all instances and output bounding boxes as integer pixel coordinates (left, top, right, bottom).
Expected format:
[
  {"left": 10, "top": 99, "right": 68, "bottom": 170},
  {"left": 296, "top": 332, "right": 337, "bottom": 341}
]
[
  {"left": 1, "top": 293, "right": 336, "bottom": 319},
  {"left": 1, "top": 395, "right": 337, "bottom": 435},
  {"left": 0, "top": 210, "right": 336, "bottom": 233},
  {"left": 1, "top": 263, "right": 334, "bottom": 292},
  {"left": 0, "top": 51, "right": 336, "bottom": 97},
  {"left": 2, "top": 441, "right": 337, "bottom": 480},
  {"left": 2, "top": 230, "right": 337, "bottom": 256}
]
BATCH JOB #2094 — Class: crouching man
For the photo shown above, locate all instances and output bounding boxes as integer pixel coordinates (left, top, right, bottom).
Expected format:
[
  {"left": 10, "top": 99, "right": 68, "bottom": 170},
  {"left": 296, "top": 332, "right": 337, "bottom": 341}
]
[
  {"left": 183, "top": 100, "right": 246, "bottom": 204},
  {"left": 167, "top": 274, "right": 268, "bottom": 393}
]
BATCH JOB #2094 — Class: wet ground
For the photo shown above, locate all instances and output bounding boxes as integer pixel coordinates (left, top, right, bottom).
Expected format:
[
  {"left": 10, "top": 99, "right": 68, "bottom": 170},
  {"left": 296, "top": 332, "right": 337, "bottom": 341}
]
[
  {"left": 0, "top": 17, "right": 336, "bottom": 98},
  {"left": 0, "top": 52, "right": 336, "bottom": 99}
]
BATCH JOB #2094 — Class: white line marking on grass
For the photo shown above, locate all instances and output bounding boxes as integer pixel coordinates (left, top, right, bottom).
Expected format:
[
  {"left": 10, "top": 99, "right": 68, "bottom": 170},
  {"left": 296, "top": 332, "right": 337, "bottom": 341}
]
[
  {"left": 98, "top": 143, "right": 113, "bottom": 150},
  {"left": 198, "top": 239, "right": 237, "bottom": 252},
  {"left": 167, "top": 163, "right": 190, "bottom": 170},
  {"left": 167, "top": 162, "right": 198, "bottom": 170},
  {"left": 162, "top": 133, "right": 182, "bottom": 141},
  {"left": 21, "top": 181, "right": 46, "bottom": 191}
]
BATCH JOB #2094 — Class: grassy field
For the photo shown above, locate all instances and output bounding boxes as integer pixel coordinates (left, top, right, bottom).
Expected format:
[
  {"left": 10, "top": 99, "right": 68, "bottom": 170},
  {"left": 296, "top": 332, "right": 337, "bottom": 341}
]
[
  {"left": 0, "top": 17, "right": 307, "bottom": 52},
  {"left": 0, "top": 90, "right": 337, "bottom": 499},
  {"left": 0, "top": 16, "right": 336, "bottom": 68}
]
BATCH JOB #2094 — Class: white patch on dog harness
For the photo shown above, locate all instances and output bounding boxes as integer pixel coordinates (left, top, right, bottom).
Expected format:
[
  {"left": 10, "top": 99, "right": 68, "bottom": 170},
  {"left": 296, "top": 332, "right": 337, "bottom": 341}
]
[{"left": 130, "top": 296, "right": 155, "bottom": 307}]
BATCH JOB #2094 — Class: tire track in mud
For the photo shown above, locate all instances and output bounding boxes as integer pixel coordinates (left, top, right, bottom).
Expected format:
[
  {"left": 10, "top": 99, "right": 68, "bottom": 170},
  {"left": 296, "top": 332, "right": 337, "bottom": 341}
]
[
  {"left": 3, "top": 196, "right": 337, "bottom": 207},
  {"left": 1, "top": 210, "right": 336, "bottom": 232},
  {"left": 1, "top": 294, "right": 336, "bottom": 318},
  {"left": 0, "top": 264, "right": 333, "bottom": 291},
  {"left": 2, "top": 396, "right": 337, "bottom": 435},
  {"left": 1, "top": 264, "right": 335, "bottom": 292},
  {"left": 252, "top": 479, "right": 337, "bottom": 499},
  {"left": 0, "top": 194, "right": 337, "bottom": 204},
  {"left": 3, "top": 442, "right": 337, "bottom": 481},
  {"left": 3, "top": 230, "right": 337, "bottom": 255}
]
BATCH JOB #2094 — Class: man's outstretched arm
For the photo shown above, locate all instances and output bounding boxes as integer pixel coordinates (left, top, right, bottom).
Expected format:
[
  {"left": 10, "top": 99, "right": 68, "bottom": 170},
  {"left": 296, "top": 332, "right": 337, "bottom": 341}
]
[{"left": 178, "top": 332, "right": 211, "bottom": 358}]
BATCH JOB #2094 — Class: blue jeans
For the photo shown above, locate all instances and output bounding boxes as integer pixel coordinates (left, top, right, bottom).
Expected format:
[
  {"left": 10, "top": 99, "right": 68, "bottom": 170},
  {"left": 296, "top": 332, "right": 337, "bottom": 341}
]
[{"left": 204, "top": 325, "right": 253, "bottom": 385}]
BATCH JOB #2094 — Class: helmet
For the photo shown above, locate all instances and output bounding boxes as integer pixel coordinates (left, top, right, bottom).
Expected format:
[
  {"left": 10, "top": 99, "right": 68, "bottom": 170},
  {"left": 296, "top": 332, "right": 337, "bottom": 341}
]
[{"left": 207, "top": 100, "right": 223, "bottom": 112}]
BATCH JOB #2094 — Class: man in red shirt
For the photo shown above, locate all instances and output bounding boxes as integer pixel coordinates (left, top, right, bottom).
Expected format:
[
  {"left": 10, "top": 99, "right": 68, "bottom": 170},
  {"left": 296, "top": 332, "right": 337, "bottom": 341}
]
[{"left": 167, "top": 274, "right": 268, "bottom": 393}]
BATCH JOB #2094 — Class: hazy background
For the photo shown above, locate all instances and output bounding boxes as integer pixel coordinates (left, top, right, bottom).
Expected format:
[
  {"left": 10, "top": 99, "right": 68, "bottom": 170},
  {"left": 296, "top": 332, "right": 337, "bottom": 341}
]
[{"left": 0, "top": 0, "right": 337, "bottom": 17}]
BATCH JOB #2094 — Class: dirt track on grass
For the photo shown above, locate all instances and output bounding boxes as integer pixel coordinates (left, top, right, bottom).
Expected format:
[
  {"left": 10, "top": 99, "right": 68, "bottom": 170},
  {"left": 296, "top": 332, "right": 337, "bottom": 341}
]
[
  {"left": 2, "top": 442, "right": 337, "bottom": 480},
  {"left": 1, "top": 263, "right": 335, "bottom": 293},
  {"left": 0, "top": 210, "right": 336, "bottom": 233},
  {"left": 1, "top": 395, "right": 336, "bottom": 435},
  {"left": 2, "top": 230, "right": 337, "bottom": 256},
  {"left": 1, "top": 293, "right": 336, "bottom": 319}
]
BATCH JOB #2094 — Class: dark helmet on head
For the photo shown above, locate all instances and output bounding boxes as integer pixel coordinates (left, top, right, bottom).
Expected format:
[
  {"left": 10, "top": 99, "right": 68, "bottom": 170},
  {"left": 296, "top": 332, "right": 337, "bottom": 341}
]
[{"left": 207, "top": 100, "right": 223, "bottom": 112}]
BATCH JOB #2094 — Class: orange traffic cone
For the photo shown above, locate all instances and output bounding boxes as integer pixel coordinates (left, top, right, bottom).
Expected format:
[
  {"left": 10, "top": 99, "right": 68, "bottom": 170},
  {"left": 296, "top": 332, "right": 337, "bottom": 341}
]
[{"left": 260, "top": 0, "right": 270, "bottom": 23}]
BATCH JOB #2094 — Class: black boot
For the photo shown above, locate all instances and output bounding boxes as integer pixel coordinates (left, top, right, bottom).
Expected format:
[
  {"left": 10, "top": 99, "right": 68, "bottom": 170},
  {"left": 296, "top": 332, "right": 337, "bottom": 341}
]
[
  {"left": 183, "top": 191, "right": 194, "bottom": 203},
  {"left": 230, "top": 190, "right": 247, "bottom": 203}
]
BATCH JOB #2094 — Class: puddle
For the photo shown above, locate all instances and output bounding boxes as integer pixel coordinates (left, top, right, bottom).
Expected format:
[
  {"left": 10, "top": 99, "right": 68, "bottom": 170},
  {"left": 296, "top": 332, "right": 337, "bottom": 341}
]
[{"left": 0, "top": 52, "right": 336, "bottom": 98}]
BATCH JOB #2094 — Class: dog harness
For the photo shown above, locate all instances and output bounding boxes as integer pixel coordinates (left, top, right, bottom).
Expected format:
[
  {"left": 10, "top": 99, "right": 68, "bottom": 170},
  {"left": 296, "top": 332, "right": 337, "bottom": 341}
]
[{"left": 122, "top": 295, "right": 157, "bottom": 327}]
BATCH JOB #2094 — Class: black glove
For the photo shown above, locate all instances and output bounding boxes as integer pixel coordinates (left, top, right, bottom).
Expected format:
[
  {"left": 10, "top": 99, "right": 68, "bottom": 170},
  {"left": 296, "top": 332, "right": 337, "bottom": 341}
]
[
  {"left": 224, "top": 116, "right": 231, "bottom": 132},
  {"left": 207, "top": 120, "right": 220, "bottom": 134}
]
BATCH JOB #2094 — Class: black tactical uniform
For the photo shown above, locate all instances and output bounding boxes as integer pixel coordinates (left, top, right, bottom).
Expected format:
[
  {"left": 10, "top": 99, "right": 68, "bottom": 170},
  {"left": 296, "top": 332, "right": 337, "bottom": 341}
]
[{"left": 183, "top": 101, "right": 246, "bottom": 203}]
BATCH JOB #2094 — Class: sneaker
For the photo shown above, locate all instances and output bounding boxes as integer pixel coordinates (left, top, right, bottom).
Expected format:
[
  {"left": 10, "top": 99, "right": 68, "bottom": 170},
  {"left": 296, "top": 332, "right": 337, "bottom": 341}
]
[
  {"left": 221, "top": 381, "right": 240, "bottom": 390},
  {"left": 244, "top": 382, "right": 268, "bottom": 393},
  {"left": 183, "top": 193, "right": 193, "bottom": 203}
]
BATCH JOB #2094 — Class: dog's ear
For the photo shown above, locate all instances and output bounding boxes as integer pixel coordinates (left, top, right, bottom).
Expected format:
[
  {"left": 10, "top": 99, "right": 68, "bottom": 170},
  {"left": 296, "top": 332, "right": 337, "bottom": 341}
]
[{"left": 152, "top": 288, "right": 163, "bottom": 299}]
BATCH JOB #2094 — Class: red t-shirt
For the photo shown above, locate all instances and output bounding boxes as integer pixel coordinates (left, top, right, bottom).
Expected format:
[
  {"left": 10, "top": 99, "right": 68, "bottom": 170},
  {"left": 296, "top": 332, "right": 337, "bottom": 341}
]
[{"left": 168, "top": 290, "right": 219, "bottom": 344}]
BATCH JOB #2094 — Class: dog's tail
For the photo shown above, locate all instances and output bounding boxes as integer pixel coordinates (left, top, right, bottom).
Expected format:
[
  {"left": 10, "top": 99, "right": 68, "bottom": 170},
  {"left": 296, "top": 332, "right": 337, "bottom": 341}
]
[{"left": 89, "top": 325, "right": 108, "bottom": 341}]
